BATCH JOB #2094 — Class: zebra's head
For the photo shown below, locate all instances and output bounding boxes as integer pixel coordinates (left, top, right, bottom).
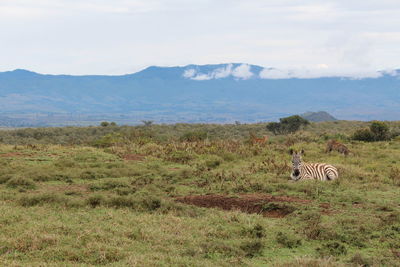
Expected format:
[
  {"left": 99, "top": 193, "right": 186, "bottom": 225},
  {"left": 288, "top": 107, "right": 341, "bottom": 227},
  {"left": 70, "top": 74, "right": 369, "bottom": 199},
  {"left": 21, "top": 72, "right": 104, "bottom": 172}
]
[{"left": 289, "top": 149, "right": 304, "bottom": 180}]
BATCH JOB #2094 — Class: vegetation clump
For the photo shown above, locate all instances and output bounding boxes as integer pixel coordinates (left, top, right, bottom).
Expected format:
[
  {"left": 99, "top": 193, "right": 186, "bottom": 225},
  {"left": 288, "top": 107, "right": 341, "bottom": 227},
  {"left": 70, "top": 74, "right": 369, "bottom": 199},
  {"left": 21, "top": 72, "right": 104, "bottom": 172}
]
[
  {"left": 352, "top": 120, "right": 393, "bottom": 141},
  {"left": 180, "top": 131, "right": 208, "bottom": 142},
  {"left": 6, "top": 176, "right": 36, "bottom": 190},
  {"left": 267, "top": 115, "right": 309, "bottom": 135}
]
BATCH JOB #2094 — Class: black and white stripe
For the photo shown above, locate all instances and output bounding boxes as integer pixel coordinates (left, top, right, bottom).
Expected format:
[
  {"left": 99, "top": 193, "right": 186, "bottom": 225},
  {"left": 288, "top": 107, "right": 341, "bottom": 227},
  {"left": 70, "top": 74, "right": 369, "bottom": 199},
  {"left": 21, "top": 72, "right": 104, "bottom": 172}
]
[{"left": 290, "top": 149, "right": 339, "bottom": 181}]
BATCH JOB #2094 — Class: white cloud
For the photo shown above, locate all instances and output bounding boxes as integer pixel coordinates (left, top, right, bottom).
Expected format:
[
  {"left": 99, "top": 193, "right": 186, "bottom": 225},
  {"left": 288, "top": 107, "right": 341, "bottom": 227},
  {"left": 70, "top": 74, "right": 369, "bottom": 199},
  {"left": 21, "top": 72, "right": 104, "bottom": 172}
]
[
  {"left": 259, "top": 65, "right": 383, "bottom": 79},
  {"left": 191, "top": 73, "right": 212, "bottom": 81},
  {"left": 380, "top": 69, "right": 400, "bottom": 77},
  {"left": 213, "top": 64, "right": 233, "bottom": 78},
  {"left": 183, "top": 64, "right": 254, "bottom": 80},
  {"left": 232, "top": 64, "right": 253, "bottom": 79},
  {"left": 183, "top": 68, "right": 196, "bottom": 78}
]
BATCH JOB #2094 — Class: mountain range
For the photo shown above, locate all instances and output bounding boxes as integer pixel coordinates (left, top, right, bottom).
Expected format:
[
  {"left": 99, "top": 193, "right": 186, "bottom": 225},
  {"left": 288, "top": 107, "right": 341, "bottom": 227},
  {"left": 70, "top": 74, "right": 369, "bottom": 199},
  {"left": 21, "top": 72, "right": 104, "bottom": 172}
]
[{"left": 0, "top": 63, "right": 399, "bottom": 126}]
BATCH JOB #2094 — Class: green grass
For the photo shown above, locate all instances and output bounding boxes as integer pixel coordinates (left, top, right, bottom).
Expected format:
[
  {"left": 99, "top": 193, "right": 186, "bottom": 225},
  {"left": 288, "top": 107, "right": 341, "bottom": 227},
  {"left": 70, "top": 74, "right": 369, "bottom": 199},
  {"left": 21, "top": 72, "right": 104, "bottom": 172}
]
[{"left": 0, "top": 121, "right": 399, "bottom": 266}]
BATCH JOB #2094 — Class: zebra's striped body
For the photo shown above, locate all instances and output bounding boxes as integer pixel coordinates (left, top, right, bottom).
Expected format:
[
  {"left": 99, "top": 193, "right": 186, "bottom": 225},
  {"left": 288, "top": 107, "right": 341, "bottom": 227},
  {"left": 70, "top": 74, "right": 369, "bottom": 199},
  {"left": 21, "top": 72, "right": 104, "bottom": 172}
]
[{"left": 290, "top": 149, "right": 338, "bottom": 181}]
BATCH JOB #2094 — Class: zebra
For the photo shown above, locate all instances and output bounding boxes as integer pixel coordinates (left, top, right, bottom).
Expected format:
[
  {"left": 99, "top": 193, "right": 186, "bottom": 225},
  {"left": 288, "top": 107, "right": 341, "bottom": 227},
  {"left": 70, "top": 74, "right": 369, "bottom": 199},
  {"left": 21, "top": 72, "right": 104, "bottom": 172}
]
[{"left": 290, "top": 149, "right": 339, "bottom": 181}]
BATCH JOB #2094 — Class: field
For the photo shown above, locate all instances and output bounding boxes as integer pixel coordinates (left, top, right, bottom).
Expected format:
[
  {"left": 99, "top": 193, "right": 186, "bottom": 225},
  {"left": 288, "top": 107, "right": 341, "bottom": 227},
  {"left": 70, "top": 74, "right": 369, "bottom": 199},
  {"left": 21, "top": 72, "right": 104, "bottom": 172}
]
[{"left": 0, "top": 121, "right": 399, "bottom": 266}]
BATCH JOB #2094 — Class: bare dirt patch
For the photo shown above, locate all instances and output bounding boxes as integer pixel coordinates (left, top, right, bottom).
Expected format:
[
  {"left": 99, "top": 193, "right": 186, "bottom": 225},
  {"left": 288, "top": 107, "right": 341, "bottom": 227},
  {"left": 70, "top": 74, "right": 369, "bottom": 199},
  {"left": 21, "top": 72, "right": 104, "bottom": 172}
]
[
  {"left": 175, "top": 194, "right": 310, "bottom": 218},
  {"left": 122, "top": 154, "right": 146, "bottom": 161}
]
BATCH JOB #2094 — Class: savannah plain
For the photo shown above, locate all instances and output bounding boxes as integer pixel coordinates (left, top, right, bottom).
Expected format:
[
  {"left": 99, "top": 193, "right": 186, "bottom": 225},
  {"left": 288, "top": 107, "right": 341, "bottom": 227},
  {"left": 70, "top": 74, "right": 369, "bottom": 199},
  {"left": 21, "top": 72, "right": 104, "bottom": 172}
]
[{"left": 0, "top": 121, "right": 399, "bottom": 266}]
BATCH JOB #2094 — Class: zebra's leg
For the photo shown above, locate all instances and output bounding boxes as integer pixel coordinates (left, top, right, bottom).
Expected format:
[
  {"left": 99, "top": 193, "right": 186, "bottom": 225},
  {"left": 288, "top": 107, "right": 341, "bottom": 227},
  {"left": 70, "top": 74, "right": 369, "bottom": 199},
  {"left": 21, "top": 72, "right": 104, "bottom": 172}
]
[
  {"left": 303, "top": 175, "right": 314, "bottom": 180},
  {"left": 326, "top": 171, "right": 338, "bottom": 180}
]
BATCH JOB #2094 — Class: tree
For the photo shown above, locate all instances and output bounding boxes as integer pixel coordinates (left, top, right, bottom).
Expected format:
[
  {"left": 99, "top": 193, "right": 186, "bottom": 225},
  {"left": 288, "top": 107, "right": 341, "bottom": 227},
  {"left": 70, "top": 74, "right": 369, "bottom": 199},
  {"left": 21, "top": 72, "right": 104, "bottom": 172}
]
[
  {"left": 266, "top": 122, "right": 284, "bottom": 135},
  {"left": 100, "top": 121, "right": 109, "bottom": 127},
  {"left": 266, "top": 115, "right": 309, "bottom": 135},
  {"left": 141, "top": 120, "right": 153, "bottom": 126},
  {"left": 280, "top": 115, "right": 310, "bottom": 133}
]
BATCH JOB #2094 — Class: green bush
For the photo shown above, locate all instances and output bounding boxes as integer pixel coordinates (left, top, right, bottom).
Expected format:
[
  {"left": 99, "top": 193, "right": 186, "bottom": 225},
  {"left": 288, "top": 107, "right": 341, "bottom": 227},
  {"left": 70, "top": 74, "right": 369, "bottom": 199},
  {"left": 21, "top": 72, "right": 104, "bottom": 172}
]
[
  {"left": 240, "top": 240, "right": 264, "bottom": 257},
  {"left": 6, "top": 176, "right": 36, "bottom": 190},
  {"left": 352, "top": 121, "right": 391, "bottom": 142},
  {"left": 92, "top": 133, "right": 124, "bottom": 147},
  {"left": 316, "top": 241, "right": 347, "bottom": 257},
  {"left": 352, "top": 128, "right": 375, "bottom": 142},
  {"left": 180, "top": 131, "right": 207, "bottom": 142},
  {"left": 0, "top": 174, "right": 13, "bottom": 184},
  {"left": 242, "top": 224, "right": 265, "bottom": 239},
  {"left": 86, "top": 194, "right": 105, "bottom": 207},
  {"left": 167, "top": 151, "right": 194, "bottom": 164},
  {"left": 19, "top": 193, "right": 69, "bottom": 206},
  {"left": 370, "top": 121, "right": 390, "bottom": 140},
  {"left": 276, "top": 232, "right": 302, "bottom": 248}
]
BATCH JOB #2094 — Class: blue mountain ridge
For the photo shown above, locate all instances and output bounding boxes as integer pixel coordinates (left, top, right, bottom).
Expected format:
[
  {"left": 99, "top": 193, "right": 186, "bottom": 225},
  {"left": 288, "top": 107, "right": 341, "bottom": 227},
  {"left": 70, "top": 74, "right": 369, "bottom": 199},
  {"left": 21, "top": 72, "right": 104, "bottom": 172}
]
[{"left": 0, "top": 63, "right": 399, "bottom": 123}]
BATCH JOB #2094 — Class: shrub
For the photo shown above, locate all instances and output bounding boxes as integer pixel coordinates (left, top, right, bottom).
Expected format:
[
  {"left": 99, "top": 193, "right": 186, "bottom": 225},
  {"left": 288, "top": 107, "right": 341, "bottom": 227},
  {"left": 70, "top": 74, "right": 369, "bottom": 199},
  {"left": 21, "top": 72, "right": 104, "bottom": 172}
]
[
  {"left": 370, "top": 121, "right": 390, "bottom": 140},
  {"left": 352, "top": 128, "right": 375, "bottom": 142},
  {"left": 240, "top": 240, "right": 264, "bottom": 257},
  {"left": 89, "top": 180, "right": 130, "bottom": 191},
  {"left": 316, "top": 241, "right": 347, "bottom": 257},
  {"left": 349, "top": 253, "right": 372, "bottom": 266},
  {"left": 18, "top": 193, "right": 68, "bottom": 206},
  {"left": 167, "top": 151, "right": 194, "bottom": 164},
  {"left": 0, "top": 174, "right": 13, "bottom": 184},
  {"left": 352, "top": 121, "right": 391, "bottom": 142},
  {"left": 107, "top": 196, "right": 136, "bottom": 208},
  {"left": 242, "top": 224, "right": 265, "bottom": 239},
  {"left": 300, "top": 211, "right": 323, "bottom": 240},
  {"left": 92, "top": 133, "right": 124, "bottom": 147},
  {"left": 6, "top": 176, "right": 36, "bottom": 190},
  {"left": 201, "top": 241, "right": 243, "bottom": 258},
  {"left": 205, "top": 155, "right": 223, "bottom": 169},
  {"left": 276, "top": 232, "right": 302, "bottom": 248},
  {"left": 141, "top": 197, "right": 162, "bottom": 211},
  {"left": 86, "top": 194, "right": 105, "bottom": 207},
  {"left": 180, "top": 131, "right": 207, "bottom": 142},
  {"left": 389, "top": 167, "right": 400, "bottom": 186}
]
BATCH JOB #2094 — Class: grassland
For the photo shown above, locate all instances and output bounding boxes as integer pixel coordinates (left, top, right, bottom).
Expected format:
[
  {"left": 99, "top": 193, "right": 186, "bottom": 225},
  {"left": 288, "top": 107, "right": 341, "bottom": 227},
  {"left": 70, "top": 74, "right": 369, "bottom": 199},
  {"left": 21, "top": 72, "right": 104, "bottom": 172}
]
[{"left": 0, "top": 121, "right": 399, "bottom": 266}]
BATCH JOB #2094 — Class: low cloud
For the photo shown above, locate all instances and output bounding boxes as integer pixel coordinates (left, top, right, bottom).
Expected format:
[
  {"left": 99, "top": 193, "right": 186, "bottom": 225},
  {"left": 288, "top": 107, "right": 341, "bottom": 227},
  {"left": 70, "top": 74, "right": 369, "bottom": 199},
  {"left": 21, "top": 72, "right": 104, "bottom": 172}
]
[
  {"left": 191, "top": 73, "right": 213, "bottom": 81},
  {"left": 183, "top": 64, "right": 254, "bottom": 80},
  {"left": 259, "top": 65, "right": 384, "bottom": 79},
  {"left": 183, "top": 68, "right": 196, "bottom": 78},
  {"left": 232, "top": 64, "right": 253, "bottom": 79},
  {"left": 214, "top": 64, "right": 233, "bottom": 78}
]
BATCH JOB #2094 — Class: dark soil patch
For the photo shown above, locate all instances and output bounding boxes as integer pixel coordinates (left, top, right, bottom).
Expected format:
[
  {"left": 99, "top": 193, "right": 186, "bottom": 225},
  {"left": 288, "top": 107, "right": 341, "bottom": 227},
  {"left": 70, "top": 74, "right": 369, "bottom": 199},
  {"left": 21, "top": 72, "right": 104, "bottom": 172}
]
[
  {"left": 122, "top": 154, "right": 146, "bottom": 161},
  {"left": 175, "top": 194, "right": 310, "bottom": 218},
  {"left": 319, "top": 203, "right": 335, "bottom": 215}
]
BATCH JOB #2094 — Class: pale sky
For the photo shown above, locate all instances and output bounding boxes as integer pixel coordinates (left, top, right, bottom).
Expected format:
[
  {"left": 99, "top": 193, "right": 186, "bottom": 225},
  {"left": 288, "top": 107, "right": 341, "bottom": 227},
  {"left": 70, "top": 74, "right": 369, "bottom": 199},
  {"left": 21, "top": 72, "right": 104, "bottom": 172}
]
[{"left": 1, "top": 0, "right": 400, "bottom": 76}]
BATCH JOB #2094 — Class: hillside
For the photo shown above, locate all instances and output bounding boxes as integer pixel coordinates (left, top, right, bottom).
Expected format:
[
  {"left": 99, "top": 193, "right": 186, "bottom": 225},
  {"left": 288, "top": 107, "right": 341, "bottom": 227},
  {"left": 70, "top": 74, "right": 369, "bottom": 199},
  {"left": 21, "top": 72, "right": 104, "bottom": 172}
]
[{"left": 1, "top": 64, "right": 400, "bottom": 126}]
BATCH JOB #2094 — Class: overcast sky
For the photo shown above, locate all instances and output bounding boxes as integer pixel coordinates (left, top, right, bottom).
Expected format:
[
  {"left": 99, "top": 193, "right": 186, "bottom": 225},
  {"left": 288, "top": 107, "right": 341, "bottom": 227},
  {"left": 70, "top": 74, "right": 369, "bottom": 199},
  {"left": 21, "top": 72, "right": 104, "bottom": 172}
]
[{"left": 1, "top": 0, "right": 400, "bottom": 76}]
